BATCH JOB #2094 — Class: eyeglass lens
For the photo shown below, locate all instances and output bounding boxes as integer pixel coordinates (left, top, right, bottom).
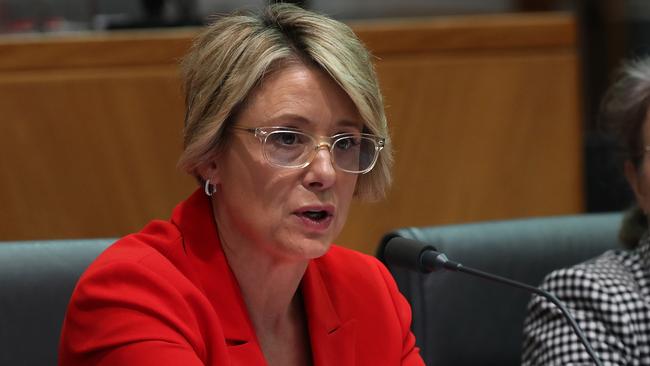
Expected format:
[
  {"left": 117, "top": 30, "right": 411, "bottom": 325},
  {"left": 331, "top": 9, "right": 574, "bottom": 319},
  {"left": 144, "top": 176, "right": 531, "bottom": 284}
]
[{"left": 264, "top": 131, "right": 377, "bottom": 172}]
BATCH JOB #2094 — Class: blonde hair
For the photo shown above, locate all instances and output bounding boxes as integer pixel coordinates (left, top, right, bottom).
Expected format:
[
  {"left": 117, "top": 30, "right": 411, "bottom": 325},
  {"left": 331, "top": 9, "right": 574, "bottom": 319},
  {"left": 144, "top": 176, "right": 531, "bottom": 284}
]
[{"left": 177, "top": 3, "right": 392, "bottom": 200}]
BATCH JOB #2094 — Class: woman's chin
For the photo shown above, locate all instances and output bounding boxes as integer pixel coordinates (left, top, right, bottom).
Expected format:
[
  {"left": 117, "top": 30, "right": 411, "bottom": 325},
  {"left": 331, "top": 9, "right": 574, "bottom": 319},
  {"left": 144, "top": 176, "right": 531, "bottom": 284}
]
[{"left": 279, "top": 237, "right": 332, "bottom": 261}]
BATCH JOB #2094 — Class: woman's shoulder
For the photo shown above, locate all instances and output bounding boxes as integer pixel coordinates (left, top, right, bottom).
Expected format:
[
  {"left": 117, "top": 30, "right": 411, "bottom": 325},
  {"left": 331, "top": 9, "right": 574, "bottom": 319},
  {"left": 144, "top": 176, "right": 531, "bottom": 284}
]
[
  {"left": 546, "top": 249, "right": 639, "bottom": 281},
  {"left": 76, "top": 218, "right": 193, "bottom": 295},
  {"left": 524, "top": 247, "right": 650, "bottom": 365},
  {"left": 66, "top": 218, "right": 208, "bottom": 325},
  {"left": 60, "top": 219, "right": 215, "bottom": 365},
  {"left": 91, "top": 219, "right": 183, "bottom": 266},
  {"left": 539, "top": 248, "right": 646, "bottom": 305}
]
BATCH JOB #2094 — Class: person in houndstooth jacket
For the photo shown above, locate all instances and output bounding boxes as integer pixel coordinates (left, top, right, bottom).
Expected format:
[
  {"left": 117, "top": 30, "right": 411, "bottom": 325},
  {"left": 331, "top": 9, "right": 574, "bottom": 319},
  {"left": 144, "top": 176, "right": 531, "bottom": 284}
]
[{"left": 522, "top": 57, "right": 650, "bottom": 366}]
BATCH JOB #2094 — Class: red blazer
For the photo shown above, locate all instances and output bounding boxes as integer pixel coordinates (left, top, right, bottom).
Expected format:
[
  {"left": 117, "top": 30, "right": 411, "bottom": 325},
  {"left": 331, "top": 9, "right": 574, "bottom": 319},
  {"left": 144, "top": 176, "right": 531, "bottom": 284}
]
[{"left": 59, "top": 190, "right": 424, "bottom": 365}]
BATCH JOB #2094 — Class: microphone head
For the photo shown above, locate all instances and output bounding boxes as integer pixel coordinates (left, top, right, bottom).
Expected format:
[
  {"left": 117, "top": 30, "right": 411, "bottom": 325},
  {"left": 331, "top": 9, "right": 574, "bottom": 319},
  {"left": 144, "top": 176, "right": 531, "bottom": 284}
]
[{"left": 383, "top": 236, "right": 437, "bottom": 273}]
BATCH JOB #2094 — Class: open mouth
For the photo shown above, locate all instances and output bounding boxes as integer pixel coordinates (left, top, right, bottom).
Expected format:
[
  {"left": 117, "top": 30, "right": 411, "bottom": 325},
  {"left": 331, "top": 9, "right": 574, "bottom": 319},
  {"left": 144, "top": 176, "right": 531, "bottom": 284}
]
[{"left": 301, "top": 210, "right": 329, "bottom": 221}]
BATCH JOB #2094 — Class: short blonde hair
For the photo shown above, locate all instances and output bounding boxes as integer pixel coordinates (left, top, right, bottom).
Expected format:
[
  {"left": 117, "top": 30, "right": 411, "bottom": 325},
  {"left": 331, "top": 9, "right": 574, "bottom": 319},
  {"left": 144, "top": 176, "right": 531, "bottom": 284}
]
[{"left": 178, "top": 3, "right": 392, "bottom": 200}]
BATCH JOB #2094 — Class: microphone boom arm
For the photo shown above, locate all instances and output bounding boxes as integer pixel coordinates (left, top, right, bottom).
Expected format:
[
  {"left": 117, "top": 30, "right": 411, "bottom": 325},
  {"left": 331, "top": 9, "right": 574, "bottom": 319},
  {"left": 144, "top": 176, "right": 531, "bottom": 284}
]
[{"left": 387, "top": 238, "right": 605, "bottom": 366}]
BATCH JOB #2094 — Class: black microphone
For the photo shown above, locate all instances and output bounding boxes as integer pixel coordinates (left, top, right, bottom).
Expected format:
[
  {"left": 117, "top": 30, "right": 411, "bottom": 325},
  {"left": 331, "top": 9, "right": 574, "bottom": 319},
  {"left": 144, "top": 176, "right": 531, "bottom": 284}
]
[{"left": 384, "top": 236, "right": 604, "bottom": 366}]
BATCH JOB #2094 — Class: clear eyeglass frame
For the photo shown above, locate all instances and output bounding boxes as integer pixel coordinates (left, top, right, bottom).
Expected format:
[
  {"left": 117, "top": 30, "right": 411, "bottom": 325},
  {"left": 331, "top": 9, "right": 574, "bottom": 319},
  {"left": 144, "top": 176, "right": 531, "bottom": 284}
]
[{"left": 231, "top": 126, "right": 385, "bottom": 174}]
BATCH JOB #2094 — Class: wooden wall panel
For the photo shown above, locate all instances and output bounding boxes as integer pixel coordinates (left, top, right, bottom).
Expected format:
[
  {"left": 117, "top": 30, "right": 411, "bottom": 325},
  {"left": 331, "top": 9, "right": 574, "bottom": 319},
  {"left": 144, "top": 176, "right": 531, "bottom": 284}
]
[
  {"left": 0, "top": 66, "right": 195, "bottom": 238},
  {"left": 0, "top": 12, "right": 582, "bottom": 254},
  {"left": 337, "top": 51, "right": 582, "bottom": 252}
]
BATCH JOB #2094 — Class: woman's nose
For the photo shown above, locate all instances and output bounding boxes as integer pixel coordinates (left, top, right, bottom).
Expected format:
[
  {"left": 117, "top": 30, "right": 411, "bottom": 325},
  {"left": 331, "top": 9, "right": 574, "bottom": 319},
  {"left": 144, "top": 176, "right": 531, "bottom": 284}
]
[{"left": 303, "top": 148, "right": 336, "bottom": 191}]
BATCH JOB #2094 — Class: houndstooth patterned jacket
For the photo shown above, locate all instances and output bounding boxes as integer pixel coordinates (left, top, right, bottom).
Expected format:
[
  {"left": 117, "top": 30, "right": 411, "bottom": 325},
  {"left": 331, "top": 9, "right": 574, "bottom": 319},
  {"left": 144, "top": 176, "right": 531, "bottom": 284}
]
[{"left": 522, "top": 235, "right": 650, "bottom": 366}]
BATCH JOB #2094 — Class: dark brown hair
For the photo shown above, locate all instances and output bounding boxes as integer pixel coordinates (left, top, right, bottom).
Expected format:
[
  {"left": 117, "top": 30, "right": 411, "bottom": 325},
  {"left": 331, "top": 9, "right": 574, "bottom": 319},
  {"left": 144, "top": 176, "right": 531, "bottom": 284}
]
[
  {"left": 599, "top": 58, "right": 650, "bottom": 167},
  {"left": 599, "top": 58, "right": 650, "bottom": 248}
]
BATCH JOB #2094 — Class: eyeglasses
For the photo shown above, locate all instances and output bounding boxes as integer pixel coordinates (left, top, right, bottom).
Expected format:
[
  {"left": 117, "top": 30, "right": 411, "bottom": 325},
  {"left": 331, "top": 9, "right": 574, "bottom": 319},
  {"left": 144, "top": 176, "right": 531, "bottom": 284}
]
[{"left": 231, "top": 126, "right": 385, "bottom": 174}]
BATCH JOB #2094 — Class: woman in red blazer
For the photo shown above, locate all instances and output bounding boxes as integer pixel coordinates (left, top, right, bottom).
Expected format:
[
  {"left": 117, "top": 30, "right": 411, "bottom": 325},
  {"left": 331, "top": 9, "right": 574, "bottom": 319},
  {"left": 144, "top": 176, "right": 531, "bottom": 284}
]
[{"left": 59, "top": 3, "right": 424, "bottom": 366}]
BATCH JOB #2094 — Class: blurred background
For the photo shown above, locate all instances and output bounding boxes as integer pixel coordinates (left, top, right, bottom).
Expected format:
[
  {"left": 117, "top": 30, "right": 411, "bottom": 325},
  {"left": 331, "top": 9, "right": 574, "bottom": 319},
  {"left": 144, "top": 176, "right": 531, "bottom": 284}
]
[
  {"left": 0, "top": 0, "right": 560, "bottom": 33},
  {"left": 1, "top": 0, "right": 649, "bottom": 253}
]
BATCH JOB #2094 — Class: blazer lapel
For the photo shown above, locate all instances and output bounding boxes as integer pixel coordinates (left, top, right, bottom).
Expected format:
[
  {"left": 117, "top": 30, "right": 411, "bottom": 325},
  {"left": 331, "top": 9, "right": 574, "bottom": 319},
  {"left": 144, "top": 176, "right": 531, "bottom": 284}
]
[{"left": 302, "top": 261, "right": 357, "bottom": 366}]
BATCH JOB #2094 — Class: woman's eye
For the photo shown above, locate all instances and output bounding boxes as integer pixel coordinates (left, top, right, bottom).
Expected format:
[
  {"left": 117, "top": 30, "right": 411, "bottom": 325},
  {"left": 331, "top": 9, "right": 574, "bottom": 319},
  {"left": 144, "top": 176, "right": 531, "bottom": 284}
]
[
  {"left": 336, "top": 137, "right": 358, "bottom": 150},
  {"left": 271, "top": 132, "right": 301, "bottom": 146},
  {"left": 281, "top": 133, "right": 296, "bottom": 145}
]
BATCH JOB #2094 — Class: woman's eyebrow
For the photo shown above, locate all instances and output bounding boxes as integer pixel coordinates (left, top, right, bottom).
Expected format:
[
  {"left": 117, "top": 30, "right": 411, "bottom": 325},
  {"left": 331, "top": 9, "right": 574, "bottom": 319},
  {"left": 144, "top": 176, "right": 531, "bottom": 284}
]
[
  {"left": 265, "top": 114, "right": 311, "bottom": 126},
  {"left": 264, "top": 114, "right": 363, "bottom": 131},
  {"left": 336, "top": 119, "right": 364, "bottom": 131}
]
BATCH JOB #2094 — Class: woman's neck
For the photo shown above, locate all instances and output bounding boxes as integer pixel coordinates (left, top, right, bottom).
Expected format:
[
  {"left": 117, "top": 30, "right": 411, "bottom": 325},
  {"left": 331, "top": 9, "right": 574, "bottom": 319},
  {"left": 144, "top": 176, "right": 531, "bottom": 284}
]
[
  {"left": 220, "top": 232, "right": 313, "bottom": 366},
  {"left": 223, "top": 238, "right": 308, "bottom": 326},
  {"left": 211, "top": 198, "right": 313, "bottom": 365}
]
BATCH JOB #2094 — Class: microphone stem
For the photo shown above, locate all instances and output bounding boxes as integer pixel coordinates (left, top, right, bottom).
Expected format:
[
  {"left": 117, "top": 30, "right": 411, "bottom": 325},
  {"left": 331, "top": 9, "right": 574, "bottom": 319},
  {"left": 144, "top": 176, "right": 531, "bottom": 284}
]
[{"left": 454, "top": 264, "right": 604, "bottom": 366}]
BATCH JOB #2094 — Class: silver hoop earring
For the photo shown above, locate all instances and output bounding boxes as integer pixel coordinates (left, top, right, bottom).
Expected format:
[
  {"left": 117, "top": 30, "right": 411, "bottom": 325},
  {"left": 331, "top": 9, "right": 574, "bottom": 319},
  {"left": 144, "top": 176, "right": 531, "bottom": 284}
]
[{"left": 204, "top": 179, "right": 216, "bottom": 197}]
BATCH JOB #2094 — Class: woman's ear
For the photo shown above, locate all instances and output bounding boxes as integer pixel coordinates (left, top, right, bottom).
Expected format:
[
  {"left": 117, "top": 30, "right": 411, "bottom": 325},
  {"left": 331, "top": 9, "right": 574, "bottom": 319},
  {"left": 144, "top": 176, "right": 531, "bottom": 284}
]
[
  {"left": 196, "top": 157, "right": 220, "bottom": 185},
  {"left": 625, "top": 160, "right": 647, "bottom": 213}
]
